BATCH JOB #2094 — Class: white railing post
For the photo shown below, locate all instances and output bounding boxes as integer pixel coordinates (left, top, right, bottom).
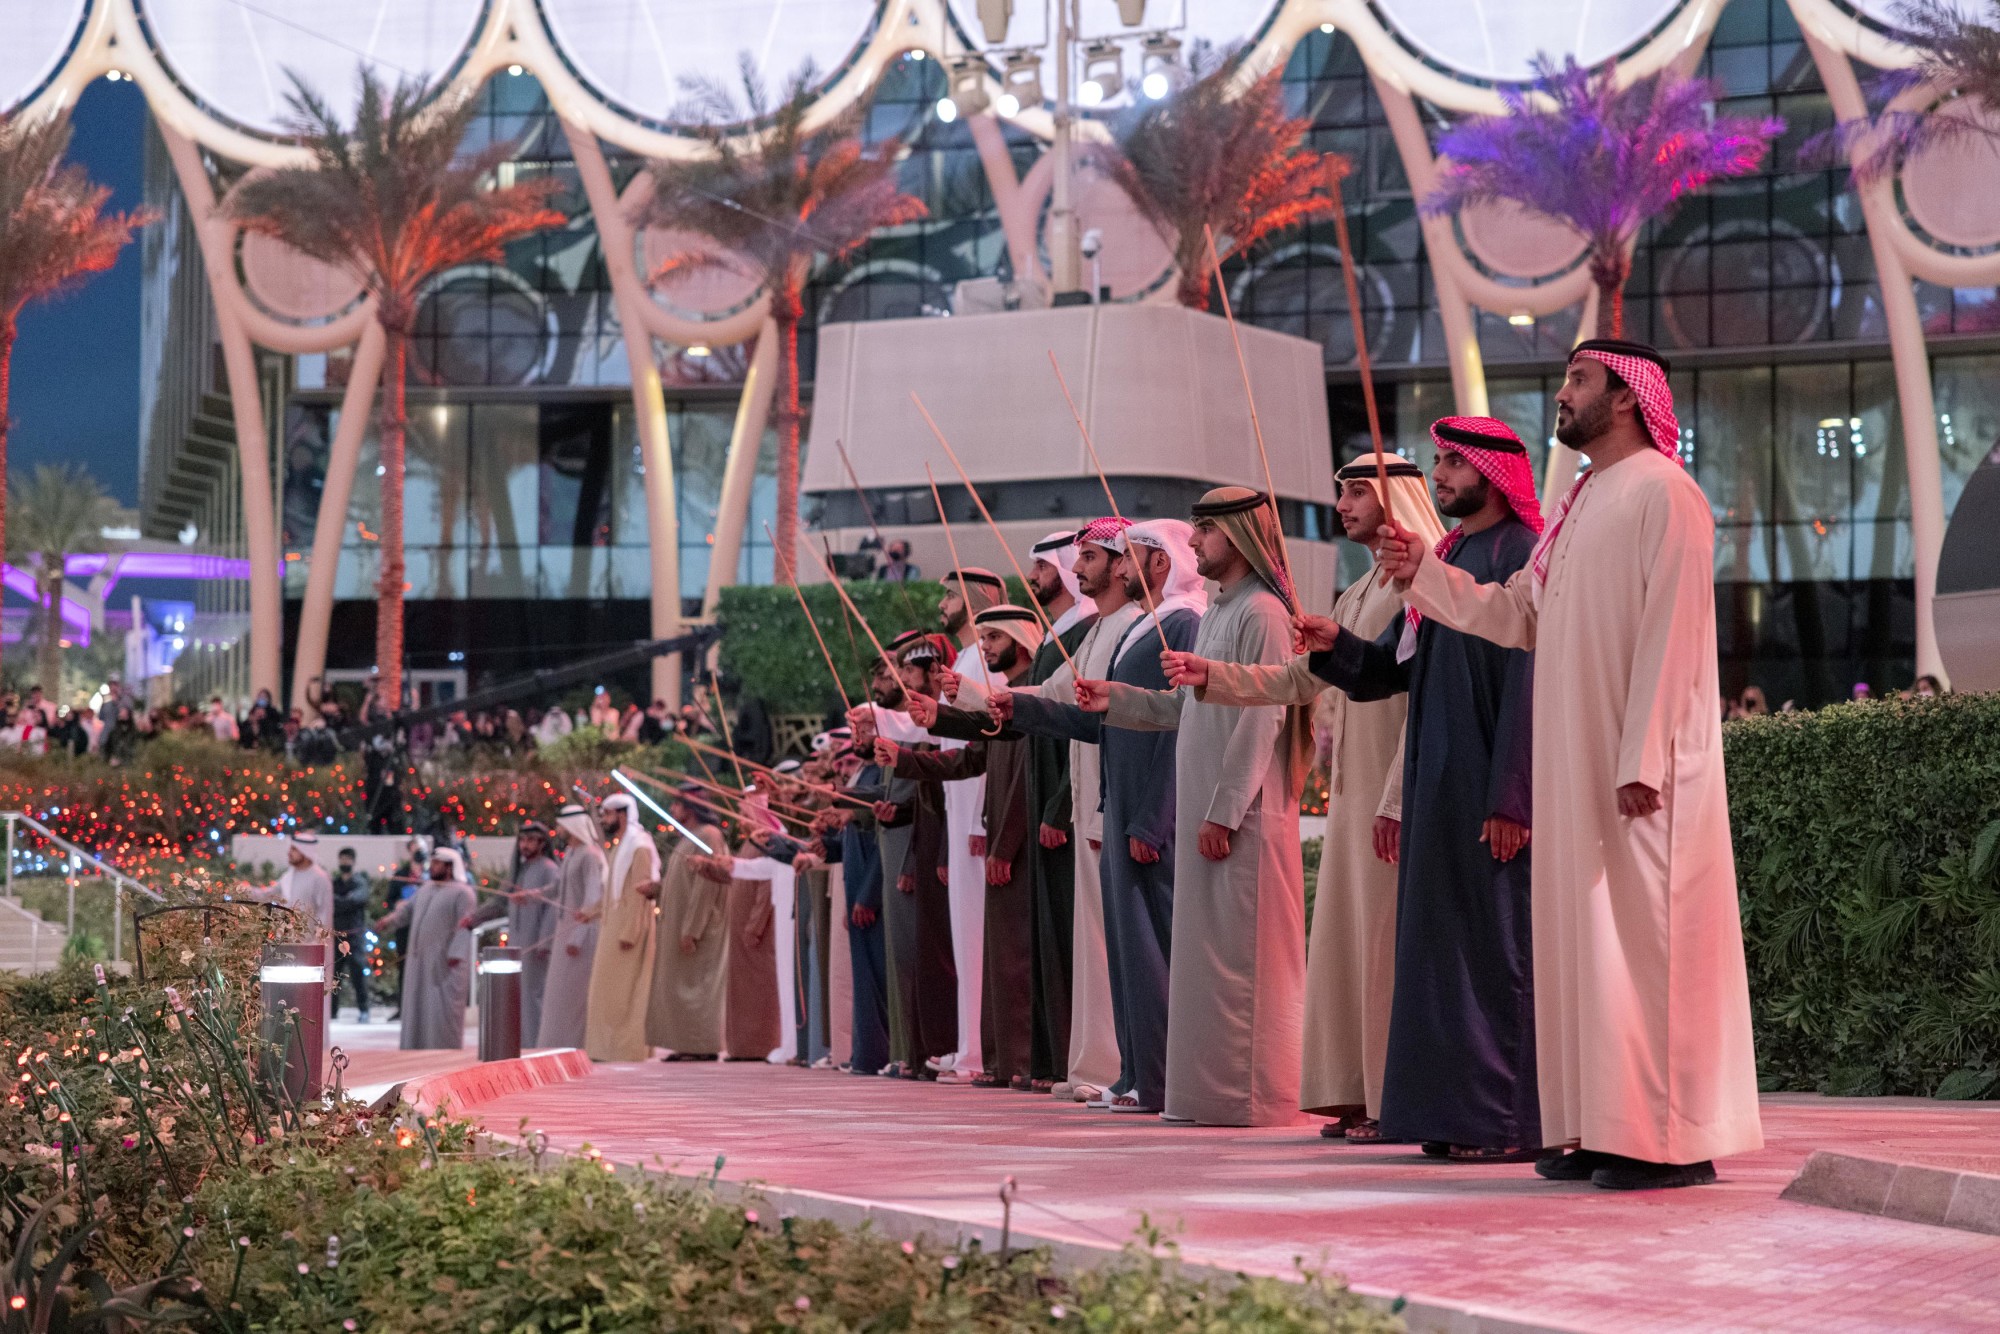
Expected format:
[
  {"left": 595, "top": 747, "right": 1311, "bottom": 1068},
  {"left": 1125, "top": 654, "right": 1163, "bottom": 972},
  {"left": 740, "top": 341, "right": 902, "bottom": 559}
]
[
  {"left": 113, "top": 883, "right": 123, "bottom": 965},
  {"left": 4, "top": 814, "right": 13, "bottom": 899}
]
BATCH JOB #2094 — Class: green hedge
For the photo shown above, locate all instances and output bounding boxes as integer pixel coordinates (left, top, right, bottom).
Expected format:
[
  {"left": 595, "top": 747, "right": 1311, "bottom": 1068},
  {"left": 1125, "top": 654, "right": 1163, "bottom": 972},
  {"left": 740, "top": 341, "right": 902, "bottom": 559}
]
[
  {"left": 718, "top": 578, "right": 1026, "bottom": 714},
  {"left": 1728, "top": 694, "right": 2000, "bottom": 1098}
]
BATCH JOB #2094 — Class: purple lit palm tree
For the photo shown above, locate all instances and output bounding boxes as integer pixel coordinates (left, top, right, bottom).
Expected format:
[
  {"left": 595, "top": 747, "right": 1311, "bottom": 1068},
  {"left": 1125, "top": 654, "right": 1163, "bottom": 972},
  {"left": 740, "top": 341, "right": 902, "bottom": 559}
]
[
  {"left": 1817, "top": 0, "right": 2000, "bottom": 181},
  {"left": 1423, "top": 58, "right": 1782, "bottom": 339}
]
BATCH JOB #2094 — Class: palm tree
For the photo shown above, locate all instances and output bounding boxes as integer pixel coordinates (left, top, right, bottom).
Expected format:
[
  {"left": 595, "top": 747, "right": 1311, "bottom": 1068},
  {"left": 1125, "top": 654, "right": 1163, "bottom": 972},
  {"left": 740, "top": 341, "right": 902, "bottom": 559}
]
[
  {"left": 7, "top": 463, "right": 115, "bottom": 698},
  {"left": 1817, "top": 0, "right": 2000, "bottom": 180},
  {"left": 0, "top": 111, "right": 150, "bottom": 681},
  {"left": 224, "top": 68, "right": 564, "bottom": 709},
  {"left": 1095, "top": 48, "right": 1338, "bottom": 310},
  {"left": 639, "top": 60, "right": 927, "bottom": 580},
  {"left": 1424, "top": 57, "right": 1783, "bottom": 338}
]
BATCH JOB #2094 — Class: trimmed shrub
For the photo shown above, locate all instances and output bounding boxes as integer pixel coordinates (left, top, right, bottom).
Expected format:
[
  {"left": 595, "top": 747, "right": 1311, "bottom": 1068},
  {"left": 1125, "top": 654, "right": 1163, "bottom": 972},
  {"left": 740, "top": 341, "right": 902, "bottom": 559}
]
[
  {"left": 1728, "top": 694, "right": 2000, "bottom": 1096},
  {"left": 719, "top": 579, "right": 1037, "bottom": 715}
]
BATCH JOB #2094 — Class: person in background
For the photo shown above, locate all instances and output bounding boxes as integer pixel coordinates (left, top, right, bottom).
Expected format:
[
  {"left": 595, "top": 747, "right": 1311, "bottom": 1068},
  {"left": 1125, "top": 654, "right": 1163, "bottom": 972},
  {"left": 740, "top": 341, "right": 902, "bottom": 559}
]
[
  {"left": 539, "top": 804, "right": 607, "bottom": 1049},
  {"left": 534, "top": 704, "right": 574, "bottom": 746},
  {"left": 21, "top": 686, "right": 55, "bottom": 732},
  {"left": 586, "top": 793, "right": 667, "bottom": 1062},
  {"left": 637, "top": 699, "right": 672, "bottom": 745},
  {"left": 374, "top": 849, "right": 477, "bottom": 1050},
  {"left": 381, "top": 835, "right": 431, "bottom": 1020},
  {"left": 874, "top": 539, "right": 921, "bottom": 582},
  {"left": 330, "top": 847, "right": 374, "bottom": 1022},
  {"left": 588, "top": 688, "right": 620, "bottom": 731},
  {"left": 206, "top": 696, "right": 240, "bottom": 743},
  {"left": 465, "top": 821, "right": 560, "bottom": 1043},
  {"left": 255, "top": 833, "right": 337, "bottom": 997},
  {"left": 47, "top": 708, "right": 89, "bottom": 758},
  {"left": 1912, "top": 675, "right": 1943, "bottom": 698}
]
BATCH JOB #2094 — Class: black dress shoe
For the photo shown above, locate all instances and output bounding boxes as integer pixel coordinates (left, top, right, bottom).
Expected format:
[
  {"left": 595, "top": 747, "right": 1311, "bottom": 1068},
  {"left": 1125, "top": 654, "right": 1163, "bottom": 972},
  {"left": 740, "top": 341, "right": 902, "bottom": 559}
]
[
  {"left": 1535, "top": 1148, "right": 1619, "bottom": 1180},
  {"left": 1592, "top": 1159, "right": 1717, "bottom": 1191}
]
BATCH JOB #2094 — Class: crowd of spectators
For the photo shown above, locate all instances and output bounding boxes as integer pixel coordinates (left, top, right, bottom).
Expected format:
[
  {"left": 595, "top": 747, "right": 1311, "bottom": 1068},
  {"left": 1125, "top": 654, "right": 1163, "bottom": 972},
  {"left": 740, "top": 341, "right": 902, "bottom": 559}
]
[{"left": 0, "top": 676, "right": 778, "bottom": 771}]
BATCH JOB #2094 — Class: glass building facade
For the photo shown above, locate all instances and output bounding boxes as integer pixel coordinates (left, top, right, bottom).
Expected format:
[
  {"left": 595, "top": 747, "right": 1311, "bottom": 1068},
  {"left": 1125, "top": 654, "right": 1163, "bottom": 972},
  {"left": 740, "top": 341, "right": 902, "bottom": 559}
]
[{"left": 252, "top": 0, "right": 1995, "bottom": 703}]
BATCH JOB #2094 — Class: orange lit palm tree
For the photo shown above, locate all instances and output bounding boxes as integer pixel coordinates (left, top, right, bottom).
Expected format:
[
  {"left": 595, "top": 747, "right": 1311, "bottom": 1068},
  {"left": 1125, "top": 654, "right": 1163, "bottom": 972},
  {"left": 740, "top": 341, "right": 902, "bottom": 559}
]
[
  {"left": 1095, "top": 48, "right": 1338, "bottom": 311},
  {"left": 0, "top": 110, "right": 150, "bottom": 681},
  {"left": 1425, "top": 57, "right": 1782, "bottom": 339},
  {"left": 225, "top": 67, "right": 564, "bottom": 707},
  {"left": 639, "top": 60, "right": 927, "bottom": 580}
]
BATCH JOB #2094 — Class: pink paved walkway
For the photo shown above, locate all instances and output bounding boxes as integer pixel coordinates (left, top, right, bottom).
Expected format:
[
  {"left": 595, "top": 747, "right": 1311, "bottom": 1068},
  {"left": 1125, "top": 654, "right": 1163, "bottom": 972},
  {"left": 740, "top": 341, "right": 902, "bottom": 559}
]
[{"left": 459, "top": 1062, "right": 2000, "bottom": 1333}]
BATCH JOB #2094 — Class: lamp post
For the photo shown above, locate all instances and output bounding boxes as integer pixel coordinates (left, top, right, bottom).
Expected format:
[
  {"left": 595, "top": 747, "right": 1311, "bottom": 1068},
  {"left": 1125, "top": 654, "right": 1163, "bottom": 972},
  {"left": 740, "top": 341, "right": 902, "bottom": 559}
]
[
  {"left": 478, "top": 945, "right": 523, "bottom": 1062},
  {"left": 259, "top": 941, "right": 328, "bottom": 1101}
]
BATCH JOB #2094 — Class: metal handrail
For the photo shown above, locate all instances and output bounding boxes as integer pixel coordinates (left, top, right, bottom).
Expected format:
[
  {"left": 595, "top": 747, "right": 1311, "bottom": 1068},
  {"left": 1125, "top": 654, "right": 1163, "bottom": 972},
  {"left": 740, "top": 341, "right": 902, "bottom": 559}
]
[{"left": 2, "top": 811, "right": 166, "bottom": 968}]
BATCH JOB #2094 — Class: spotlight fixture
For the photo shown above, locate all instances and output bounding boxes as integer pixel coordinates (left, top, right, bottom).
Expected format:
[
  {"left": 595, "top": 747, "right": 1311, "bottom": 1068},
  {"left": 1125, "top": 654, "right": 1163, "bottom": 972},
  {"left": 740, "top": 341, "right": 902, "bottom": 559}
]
[
  {"left": 977, "top": 0, "right": 1014, "bottom": 46},
  {"left": 1079, "top": 41, "right": 1122, "bottom": 107},
  {"left": 935, "top": 96, "right": 958, "bottom": 123},
  {"left": 686, "top": 344, "right": 713, "bottom": 359},
  {"left": 997, "top": 49, "right": 1043, "bottom": 117},
  {"left": 1116, "top": 0, "right": 1148, "bottom": 25},
  {"left": 1139, "top": 32, "right": 1181, "bottom": 99},
  {"left": 1320, "top": 22, "right": 1336, "bottom": 33},
  {"left": 948, "top": 56, "right": 991, "bottom": 119},
  {"left": 508, "top": 63, "right": 524, "bottom": 76},
  {"left": 1508, "top": 313, "right": 1535, "bottom": 327}
]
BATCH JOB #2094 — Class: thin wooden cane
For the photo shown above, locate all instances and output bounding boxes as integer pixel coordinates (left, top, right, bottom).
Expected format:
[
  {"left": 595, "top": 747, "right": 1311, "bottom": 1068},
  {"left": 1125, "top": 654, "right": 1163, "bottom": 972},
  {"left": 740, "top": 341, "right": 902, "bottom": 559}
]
[
  {"left": 1047, "top": 351, "right": 1169, "bottom": 647},
  {"left": 655, "top": 766, "right": 825, "bottom": 825},
  {"left": 1202, "top": 224, "right": 1284, "bottom": 527},
  {"left": 908, "top": 392, "right": 1077, "bottom": 675},
  {"left": 675, "top": 734, "right": 873, "bottom": 809},
  {"left": 797, "top": 535, "right": 900, "bottom": 677},
  {"left": 922, "top": 463, "right": 1005, "bottom": 734},
  {"left": 708, "top": 677, "right": 750, "bottom": 791},
  {"left": 832, "top": 439, "right": 925, "bottom": 626},
  {"left": 630, "top": 765, "right": 813, "bottom": 836},
  {"left": 768, "top": 525, "right": 855, "bottom": 716},
  {"left": 1324, "top": 158, "right": 1395, "bottom": 528}
]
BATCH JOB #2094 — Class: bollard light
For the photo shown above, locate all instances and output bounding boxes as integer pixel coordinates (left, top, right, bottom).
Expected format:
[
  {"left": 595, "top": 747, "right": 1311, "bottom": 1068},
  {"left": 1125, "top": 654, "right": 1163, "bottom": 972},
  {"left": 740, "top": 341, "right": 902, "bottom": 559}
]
[
  {"left": 478, "top": 946, "right": 523, "bottom": 1062},
  {"left": 259, "top": 941, "right": 328, "bottom": 1102}
]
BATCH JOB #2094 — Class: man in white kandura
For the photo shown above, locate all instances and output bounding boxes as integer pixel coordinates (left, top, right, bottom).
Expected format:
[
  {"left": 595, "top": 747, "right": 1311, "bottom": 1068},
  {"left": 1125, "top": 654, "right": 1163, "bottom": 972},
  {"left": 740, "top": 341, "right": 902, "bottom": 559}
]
[{"left": 1375, "top": 338, "right": 1761, "bottom": 1190}]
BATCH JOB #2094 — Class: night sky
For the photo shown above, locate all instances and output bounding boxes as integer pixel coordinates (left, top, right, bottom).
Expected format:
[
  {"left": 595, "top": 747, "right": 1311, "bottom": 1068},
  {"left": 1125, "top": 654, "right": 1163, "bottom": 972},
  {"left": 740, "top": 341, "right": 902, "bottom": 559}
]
[{"left": 10, "top": 79, "right": 147, "bottom": 507}]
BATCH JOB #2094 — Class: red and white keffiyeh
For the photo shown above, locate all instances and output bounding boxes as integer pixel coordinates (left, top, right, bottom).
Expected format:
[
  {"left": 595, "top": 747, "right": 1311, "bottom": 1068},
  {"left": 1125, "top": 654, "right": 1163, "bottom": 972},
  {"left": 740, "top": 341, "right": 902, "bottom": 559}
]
[
  {"left": 1400, "top": 417, "right": 1544, "bottom": 655},
  {"left": 1530, "top": 340, "right": 1683, "bottom": 588},
  {"left": 1076, "top": 515, "right": 1133, "bottom": 549}
]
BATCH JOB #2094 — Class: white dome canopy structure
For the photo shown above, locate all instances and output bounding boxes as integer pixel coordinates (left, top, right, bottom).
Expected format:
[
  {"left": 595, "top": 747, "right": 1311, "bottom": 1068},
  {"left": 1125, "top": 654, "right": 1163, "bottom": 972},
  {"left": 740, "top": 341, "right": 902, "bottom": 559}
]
[
  {"left": 1370, "top": 0, "right": 1686, "bottom": 84},
  {"left": 133, "top": 0, "right": 488, "bottom": 137},
  {"left": 535, "top": 0, "right": 887, "bottom": 127}
]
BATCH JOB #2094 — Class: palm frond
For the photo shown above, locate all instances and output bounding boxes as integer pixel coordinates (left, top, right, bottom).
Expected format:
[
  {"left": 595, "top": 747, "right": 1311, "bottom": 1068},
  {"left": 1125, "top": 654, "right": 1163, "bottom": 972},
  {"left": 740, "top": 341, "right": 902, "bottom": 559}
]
[
  {"left": 222, "top": 65, "right": 566, "bottom": 330},
  {"left": 0, "top": 110, "right": 154, "bottom": 320},
  {"left": 1424, "top": 56, "right": 1783, "bottom": 264},
  {"left": 6, "top": 463, "right": 116, "bottom": 566},
  {"left": 639, "top": 60, "right": 927, "bottom": 303},
  {"left": 1091, "top": 46, "right": 1339, "bottom": 310},
  {"left": 1814, "top": 0, "right": 2000, "bottom": 182}
]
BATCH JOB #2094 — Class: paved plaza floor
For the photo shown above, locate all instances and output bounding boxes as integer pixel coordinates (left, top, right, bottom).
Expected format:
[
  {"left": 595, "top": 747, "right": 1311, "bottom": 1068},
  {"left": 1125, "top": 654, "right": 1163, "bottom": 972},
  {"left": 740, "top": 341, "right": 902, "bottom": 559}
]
[{"left": 337, "top": 1021, "right": 2000, "bottom": 1334}]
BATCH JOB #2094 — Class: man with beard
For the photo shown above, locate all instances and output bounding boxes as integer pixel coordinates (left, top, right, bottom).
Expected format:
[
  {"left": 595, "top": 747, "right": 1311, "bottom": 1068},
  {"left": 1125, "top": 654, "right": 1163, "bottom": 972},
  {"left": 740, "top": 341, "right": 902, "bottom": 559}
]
[
  {"left": 645, "top": 790, "right": 734, "bottom": 1060},
  {"left": 1195, "top": 426, "right": 1538, "bottom": 1157},
  {"left": 464, "top": 822, "right": 560, "bottom": 1043},
  {"left": 582, "top": 794, "right": 663, "bottom": 1061},
  {"left": 1167, "top": 457, "right": 1442, "bottom": 1138},
  {"left": 1076, "top": 490, "right": 1311, "bottom": 1127},
  {"left": 537, "top": 804, "right": 605, "bottom": 1050},
  {"left": 374, "top": 848, "right": 477, "bottom": 1050},
  {"left": 850, "top": 634, "right": 958, "bottom": 1079},
  {"left": 980, "top": 519, "right": 1205, "bottom": 1114},
  {"left": 933, "top": 568, "right": 1006, "bottom": 1082},
  {"left": 810, "top": 740, "right": 890, "bottom": 1075},
  {"left": 1005, "top": 519, "right": 1135, "bottom": 1104},
  {"left": 1380, "top": 341, "right": 1760, "bottom": 1189},
  {"left": 876, "top": 606, "right": 1042, "bottom": 1089}
]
